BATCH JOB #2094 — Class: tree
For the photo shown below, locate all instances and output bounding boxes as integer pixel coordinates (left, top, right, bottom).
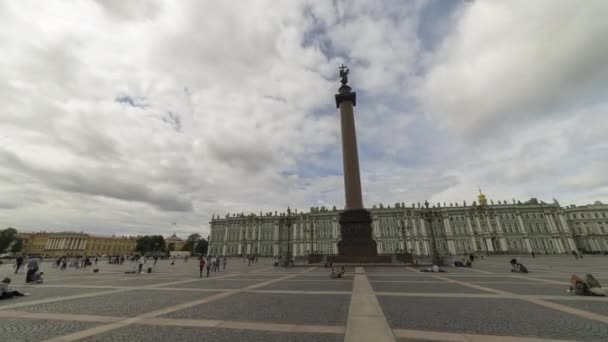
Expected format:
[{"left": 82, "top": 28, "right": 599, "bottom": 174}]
[
  {"left": 135, "top": 235, "right": 166, "bottom": 254},
  {"left": 10, "top": 238, "right": 24, "bottom": 254},
  {"left": 167, "top": 243, "right": 176, "bottom": 252},
  {"left": 182, "top": 233, "right": 201, "bottom": 252},
  {"left": 195, "top": 238, "right": 208, "bottom": 255},
  {"left": 0, "top": 228, "right": 18, "bottom": 253}
]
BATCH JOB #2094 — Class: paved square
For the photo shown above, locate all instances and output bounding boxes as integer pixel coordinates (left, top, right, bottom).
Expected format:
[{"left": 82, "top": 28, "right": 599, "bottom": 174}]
[
  {"left": 18, "top": 289, "right": 218, "bottom": 316},
  {"left": 2, "top": 255, "right": 608, "bottom": 342},
  {"left": 163, "top": 292, "right": 351, "bottom": 325},
  {"left": 79, "top": 325, "right": 342, "bottom": 342}
]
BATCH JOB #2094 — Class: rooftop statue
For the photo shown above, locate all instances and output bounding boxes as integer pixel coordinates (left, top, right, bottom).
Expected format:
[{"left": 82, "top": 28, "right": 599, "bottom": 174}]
[{"left": 339, "top": 64, "right": 349, "bottom": 85}]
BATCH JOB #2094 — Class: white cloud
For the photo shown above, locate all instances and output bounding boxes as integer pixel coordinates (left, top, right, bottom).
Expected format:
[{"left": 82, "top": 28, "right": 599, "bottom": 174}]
[
  {"left": 419, "top": 0, "right": 608, "bottom": 134},
  {"left": 0, "top": 0, "right": 606, "bottom": 238}
]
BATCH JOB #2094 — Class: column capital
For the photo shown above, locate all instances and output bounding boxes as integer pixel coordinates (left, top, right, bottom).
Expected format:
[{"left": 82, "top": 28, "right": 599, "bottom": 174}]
[{"left": 335, "top": 85, "right": 356, "bottom": 108}]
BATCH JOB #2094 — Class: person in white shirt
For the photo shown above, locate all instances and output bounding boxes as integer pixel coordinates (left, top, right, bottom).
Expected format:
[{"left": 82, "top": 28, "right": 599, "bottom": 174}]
[
  {"left": 1, "top": 278, "right": 27, "bottom": 299},
  {"left": 137, "top": 256, "right": 145, "bottom": 273}
]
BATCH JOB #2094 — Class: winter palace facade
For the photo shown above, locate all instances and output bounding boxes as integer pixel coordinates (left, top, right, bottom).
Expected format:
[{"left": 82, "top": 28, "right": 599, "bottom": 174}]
[{"left": 208, "top": 191, "right": 608, "bottom": 257}]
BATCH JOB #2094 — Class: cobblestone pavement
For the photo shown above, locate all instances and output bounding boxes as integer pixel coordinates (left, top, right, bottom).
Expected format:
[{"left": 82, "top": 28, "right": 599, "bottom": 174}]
[{"left": 1, "top": 255, "right": 608, "bottom": 341}]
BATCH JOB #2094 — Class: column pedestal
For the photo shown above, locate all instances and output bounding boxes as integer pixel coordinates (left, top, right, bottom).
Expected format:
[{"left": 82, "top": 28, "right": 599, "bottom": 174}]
[{"left": 334, "top": 209, "right": 390, "bottom": 263}]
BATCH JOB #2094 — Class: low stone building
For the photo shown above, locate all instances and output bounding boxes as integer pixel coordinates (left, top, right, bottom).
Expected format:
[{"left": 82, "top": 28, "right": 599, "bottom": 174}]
[
  {"left": 166, "top": 233, "right": 186, "bottom": 251},
  {"left": 19, "top": 232, "right": 136, "bottom": 257},
  {"left": 208, "top": 191, "right": 608, "bottom": 257}
]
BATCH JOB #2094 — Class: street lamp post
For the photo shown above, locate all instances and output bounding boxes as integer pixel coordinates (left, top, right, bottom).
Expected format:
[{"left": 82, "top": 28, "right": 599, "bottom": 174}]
[
  {"left": 282, "top": 208, "right": 294, "bottom": 267},
  {"left": 397, "top": 215, "right": 413, "bottom": 254},
  {"left": 423, "top": 201, "right": 443, "bottom": 266},
  {"left": 306, "top": 223, "right": 315, "bottom": 256}
]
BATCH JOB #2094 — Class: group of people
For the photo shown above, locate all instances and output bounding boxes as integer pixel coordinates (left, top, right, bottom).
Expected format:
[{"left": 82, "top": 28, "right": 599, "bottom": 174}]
[
  {"left": 53, "top": 256, "right": 96, "bottom": 270},
  {"left": 244, "top": 254, "right": 258, "bottom": 266},
  {"left": 569, "top": 274, "right": 605, "bottom": 296},
  {"left": 199, "top": 255, "right": 227, "bottom": 277},
  {"left": 509, "top": 258, "right": 529, "bottom": 273}
]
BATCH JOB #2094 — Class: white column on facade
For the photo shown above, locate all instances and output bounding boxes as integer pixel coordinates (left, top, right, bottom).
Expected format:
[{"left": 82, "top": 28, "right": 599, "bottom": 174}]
[
  {"left": 238, "top": 224, "right": 245, "bottom": 254},
  {"left": 372, "top": 217, "right": 379, "bottom": 238},
  {"left": 559, "top": 214, "right": 572, "bottom": 234},
  {"left": 524, "top": 238, "right": 533, "bottom": 252},
  {"left": 443, "top": 217, "right": 453, "bottom": 235},
  {"left": 465, "top": 216, "right": 477, "bottom": 251},
  {"left": 312, "top": 222, "right": 317, "bottom": 252},
  {"left": 273, "top": 223, "right": 279, "bottom": 256},
  {"left": 398, "top": 219, "right": 405, "bottom": 250},
  {"left": 553, "top": 238, "right": 563, "bottom": 253},
  {"left": 494, "top": 215, "right": 504, "bottom": 233},
  {"left": 494, "top": 215, "right": 508, "bottom": 251},
  {"left": 332, "top": 219, "right": 338, "bottom": 254},
  {"left": 257, "top": 221, "right": 262, "bottom": 255},
  {"left": 552, "top": 215, "right": 562, "bottom": 233},
  {"left": 419, "top": 218, "right": 427, "bottom": 237},
  {"left": 443, "top": 217, "right": 456, "bottom": 255},
  {"left": 545, "top": 216, "right": 557, "bottom": 233},
  {"left": 485, "top": 238, "right": 495, "bottom": 252},
  {"left": 485, "top": 216, "right": 493, "bottom": 234},
  {"left": 516, "top": 214, "right": 526, "bottom": 234}
]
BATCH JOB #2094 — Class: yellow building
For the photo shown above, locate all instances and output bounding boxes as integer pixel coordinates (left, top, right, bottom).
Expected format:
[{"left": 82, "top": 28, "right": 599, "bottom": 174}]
[
  {"left": 19, "top": 232, "right": 136, "bottom": 257},
  {"left": 166, "top": 233, "right": 186, "bottom": 251}
]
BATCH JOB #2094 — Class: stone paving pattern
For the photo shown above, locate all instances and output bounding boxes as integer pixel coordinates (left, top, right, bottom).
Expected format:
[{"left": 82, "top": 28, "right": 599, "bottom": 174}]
[{"left": 1, "top": 255, "right": 608, "bottom": 341}]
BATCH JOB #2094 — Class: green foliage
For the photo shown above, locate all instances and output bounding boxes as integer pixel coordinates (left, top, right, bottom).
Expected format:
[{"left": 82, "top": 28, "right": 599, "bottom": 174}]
[
  {"left": 0, "top": 227, "right": 18, "bottom": 253},
  {"left": 135, "top": 235, "right": 166, "bottom": 254},
  {"left": 181, "top": 233, "right": 208, "bottom": 255},
  {"left": 195, "top": 238, "right": 208, "bottom": 255},
  {"left": 10, "top": 238, "right": 24, "bottom": 254},
  {"left": 181, "top": 233, "right": 201, "bottom": 252}
]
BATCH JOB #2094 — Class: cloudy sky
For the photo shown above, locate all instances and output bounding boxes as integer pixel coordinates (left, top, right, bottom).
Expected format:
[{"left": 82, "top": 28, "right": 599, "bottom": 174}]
[{"left": 1, "top": 0, "right": 607, "bottom": 238}]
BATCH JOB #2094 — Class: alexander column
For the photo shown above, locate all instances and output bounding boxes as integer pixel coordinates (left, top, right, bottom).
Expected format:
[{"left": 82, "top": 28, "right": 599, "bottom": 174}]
[{"left": 334, "top": 65, "right": 378, "bottom": 262}]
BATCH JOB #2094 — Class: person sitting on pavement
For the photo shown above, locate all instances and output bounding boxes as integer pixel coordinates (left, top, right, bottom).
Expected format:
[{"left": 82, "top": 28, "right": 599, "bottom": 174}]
[
  {"left": 330, "top": 266, "right": 345, "bottom": 278},
  {"left": 0, "top": 278, "right": 28, "bottom": 299},
  {"left": 567, "top": 274, "right": 604, "bottom": 296},
  {"left": 421, "top": 265, "right": 448, "bottom": 273},
  {"left": 509, "top": 258, "right": 518, "bottom": 272},
  {"left": 585, "top": 274, "right": 605, "bottom": 296}
]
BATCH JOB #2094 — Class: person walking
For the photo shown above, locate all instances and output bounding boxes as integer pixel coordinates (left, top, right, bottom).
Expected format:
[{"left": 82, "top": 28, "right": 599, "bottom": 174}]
[
  {"left": 137, "top": 256, "right": 145, "bottom": 274},
  {"left": 532, "top": 251, "right": 535, "bottom": 258},
  {"left": 222, "top": 257, "right": 227, "bottom": 272},
  {"left": 205, "top": 257, "right": 212, "bottom": 277},
  {"left": 199, "top": 257, "right": 206, "bottom": 278},
  {"left": 25, "top": 257, "right": 39, "bottom": 283},
  {"left": 14, "top": 255, "right": 24, "bottom": 274}
]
